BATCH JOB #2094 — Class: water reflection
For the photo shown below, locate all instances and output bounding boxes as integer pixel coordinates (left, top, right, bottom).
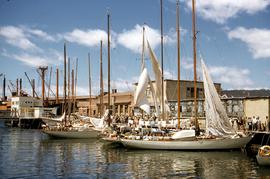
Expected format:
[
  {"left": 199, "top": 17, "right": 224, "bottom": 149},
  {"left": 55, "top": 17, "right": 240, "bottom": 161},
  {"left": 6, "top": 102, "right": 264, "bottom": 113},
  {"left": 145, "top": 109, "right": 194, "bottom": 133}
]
[{"left": 0, "top": 126, "right": 270, "bottom": 178}]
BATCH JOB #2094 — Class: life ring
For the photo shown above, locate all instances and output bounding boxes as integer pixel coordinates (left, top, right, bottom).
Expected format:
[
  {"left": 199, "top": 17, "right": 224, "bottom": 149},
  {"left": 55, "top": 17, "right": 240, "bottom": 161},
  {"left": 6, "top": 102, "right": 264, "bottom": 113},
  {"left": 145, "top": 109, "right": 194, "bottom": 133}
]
[{"left": 259, "top": 145, "right": 270, "bottom": 157}]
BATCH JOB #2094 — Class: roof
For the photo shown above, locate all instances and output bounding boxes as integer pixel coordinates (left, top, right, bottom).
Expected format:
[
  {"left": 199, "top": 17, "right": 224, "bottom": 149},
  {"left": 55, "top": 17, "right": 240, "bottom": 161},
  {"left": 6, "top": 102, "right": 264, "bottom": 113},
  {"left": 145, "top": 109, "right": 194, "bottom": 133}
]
[{"left": 221, "top": 89, "right": 270, "bottom": 98}]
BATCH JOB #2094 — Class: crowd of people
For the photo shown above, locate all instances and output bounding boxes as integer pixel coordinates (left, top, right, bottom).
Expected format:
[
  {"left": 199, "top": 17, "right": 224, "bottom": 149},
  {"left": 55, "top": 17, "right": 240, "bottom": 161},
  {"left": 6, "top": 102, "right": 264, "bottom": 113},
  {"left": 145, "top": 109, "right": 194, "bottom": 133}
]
[
  {"left": 230, "top": 116, "right": 270, "bottom": 132},
  {"left": 105, "top": 112, "right": 270, "bottom": 133}
]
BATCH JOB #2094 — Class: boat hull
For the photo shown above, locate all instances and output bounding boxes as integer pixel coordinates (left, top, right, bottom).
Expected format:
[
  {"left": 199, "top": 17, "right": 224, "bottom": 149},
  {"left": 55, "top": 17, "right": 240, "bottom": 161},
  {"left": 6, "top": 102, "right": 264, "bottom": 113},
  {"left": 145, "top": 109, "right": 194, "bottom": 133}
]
[
  {"left": 256, "top": 155, "right": 270, "bottom": 166},
  {"left": 42, "top": 129, "right": 100, "bottom": 139},
  {"left": 120, "top": 136, "right": 253, "bottom": 150}
]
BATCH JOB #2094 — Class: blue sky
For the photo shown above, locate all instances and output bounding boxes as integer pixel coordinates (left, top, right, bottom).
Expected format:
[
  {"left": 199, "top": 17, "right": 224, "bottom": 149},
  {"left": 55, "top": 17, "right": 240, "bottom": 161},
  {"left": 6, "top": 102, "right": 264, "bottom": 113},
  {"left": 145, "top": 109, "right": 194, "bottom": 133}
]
[{"left": 0, "top": 0, "right": 270, "bottom": 97}]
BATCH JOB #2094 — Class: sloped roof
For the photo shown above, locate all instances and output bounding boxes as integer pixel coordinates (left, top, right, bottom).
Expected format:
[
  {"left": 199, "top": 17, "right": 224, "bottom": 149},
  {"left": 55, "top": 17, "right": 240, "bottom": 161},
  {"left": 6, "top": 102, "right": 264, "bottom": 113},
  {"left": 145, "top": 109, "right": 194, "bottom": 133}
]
[{"left": 221, "top": 89, "right": 270, "bottom": 98}]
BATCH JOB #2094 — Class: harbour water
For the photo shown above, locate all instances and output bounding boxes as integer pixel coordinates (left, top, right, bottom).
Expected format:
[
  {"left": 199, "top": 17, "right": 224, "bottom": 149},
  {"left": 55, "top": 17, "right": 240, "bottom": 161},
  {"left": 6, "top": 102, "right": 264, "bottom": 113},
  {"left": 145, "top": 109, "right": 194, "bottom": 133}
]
[{"left": 0, "top": 121, "right": 269, "bottom": 179}]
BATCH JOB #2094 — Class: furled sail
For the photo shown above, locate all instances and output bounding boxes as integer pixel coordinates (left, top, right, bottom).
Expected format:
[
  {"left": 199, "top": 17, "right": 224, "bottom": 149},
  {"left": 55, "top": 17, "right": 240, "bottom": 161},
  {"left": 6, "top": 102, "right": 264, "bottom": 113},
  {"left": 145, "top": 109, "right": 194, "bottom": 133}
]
[
  {"left": 147, "top": 40, "right": 170, "bottom": 115},
  {"left": 201, "top": 58, "right": 236, "bottom": 136},
  {"left": 134, "top": 68, "right": 151, "bottom": 114}
]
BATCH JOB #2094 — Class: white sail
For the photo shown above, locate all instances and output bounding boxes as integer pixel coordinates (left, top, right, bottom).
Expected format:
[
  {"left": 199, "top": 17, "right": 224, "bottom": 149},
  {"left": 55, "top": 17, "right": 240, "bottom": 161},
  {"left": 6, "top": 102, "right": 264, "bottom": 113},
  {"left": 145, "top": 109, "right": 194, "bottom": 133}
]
[
  {"left": 148, "top": 76, "right": 160, "bottom": 116},
  {"left": 134, "top": 68, "right": 151, "bottom": 114},
  {"left": 147, "top": 40, "right": 170, "bottom": 115},
  {"left": 201, "top": 58, "right": 236, "bottom": 136}
]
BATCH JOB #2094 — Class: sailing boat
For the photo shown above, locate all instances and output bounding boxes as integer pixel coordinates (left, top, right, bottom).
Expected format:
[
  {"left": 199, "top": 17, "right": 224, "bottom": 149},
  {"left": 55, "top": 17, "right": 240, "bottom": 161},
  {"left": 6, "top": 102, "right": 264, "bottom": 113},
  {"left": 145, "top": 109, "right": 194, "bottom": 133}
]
[
  {"left": 134, "top": 26, "right": 160, "bottom": 116},
  {"left": 110, "top": 0, "right": 253, "bottom": 149},
  {"left": 118, "top": 58, "right": 253, "bottom": 150},
  {"left": 42, "top": 43, "right": 102, "bottom": 139}
]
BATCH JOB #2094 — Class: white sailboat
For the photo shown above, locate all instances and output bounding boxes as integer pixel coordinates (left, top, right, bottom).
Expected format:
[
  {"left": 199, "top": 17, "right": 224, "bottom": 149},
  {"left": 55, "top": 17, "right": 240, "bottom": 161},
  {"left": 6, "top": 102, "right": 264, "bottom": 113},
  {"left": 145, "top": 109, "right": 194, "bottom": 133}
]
[
  {"left": 42, "top": 43, "right": 103, "bottom": 139},
  {"left": 42, "top": 126, "right": 100, "bottom": 139},
  {"left": 119, "top": 58, "right": 253, "bottom": 150}
]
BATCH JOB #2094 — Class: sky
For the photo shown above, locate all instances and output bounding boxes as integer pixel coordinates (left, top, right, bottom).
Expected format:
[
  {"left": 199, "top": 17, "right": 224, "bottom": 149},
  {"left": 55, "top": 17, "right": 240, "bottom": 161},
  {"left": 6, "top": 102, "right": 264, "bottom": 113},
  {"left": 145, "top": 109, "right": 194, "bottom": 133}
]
[{"left": 0, "top": 0, "right": 270, "bottom": 97}]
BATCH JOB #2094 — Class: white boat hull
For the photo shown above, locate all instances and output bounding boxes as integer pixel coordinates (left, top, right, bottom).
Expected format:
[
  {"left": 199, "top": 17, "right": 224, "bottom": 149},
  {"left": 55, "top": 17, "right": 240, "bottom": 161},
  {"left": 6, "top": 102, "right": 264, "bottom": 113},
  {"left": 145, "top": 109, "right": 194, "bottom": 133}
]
[
  {"left": 120, "top": 136, "right": 253, "bottom": 150},
  {"left": 42, "top": 129, "right": 100, "bottom": 139},
  {"left": 256, "top": 155, "right": 270, "bottom": 166}
]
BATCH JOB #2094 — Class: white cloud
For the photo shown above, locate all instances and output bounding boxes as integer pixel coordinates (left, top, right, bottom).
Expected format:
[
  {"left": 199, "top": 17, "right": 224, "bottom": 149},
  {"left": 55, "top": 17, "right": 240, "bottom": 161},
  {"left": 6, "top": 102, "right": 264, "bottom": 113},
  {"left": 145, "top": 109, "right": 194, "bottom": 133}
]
[
  {"left": 24, "top": 28, "right": 55, "bottom": 42},
  {"left": 182, "top": 57, "right": 194, "bottom": 70},
  {"left": 185, "top": 0, "right": 270, "bottom": 24},
  {"left": 75, "top": 86, "right": 90, "bottom": 96},
  {"left": 1, "top": 50, "right": 62, "bottom": 67},
  {"left": 62, "top": 28, "right": 114, "bottom": 47},
  {"left": 228, "top": 27, "right": 270, "bottom": 59},
  {"left": 0, "top": 26, "right": 39, "bottom": 50},
  {"left": 117, "top": 24, "right": 175, "bottom": 54},
  {"left": 164, "top": 70, "right": 175, "bottom": 80},
  {"left": 206, "top": 65, "right": 253, "bottom": 89}
]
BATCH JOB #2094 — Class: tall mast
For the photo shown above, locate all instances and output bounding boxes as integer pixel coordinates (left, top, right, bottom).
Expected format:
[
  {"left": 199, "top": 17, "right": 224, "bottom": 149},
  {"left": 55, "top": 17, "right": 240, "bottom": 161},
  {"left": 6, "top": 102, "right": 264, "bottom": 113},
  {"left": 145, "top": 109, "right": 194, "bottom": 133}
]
[
  {"left": 176, "top": 0, "right": 181, "bottom": 129},
  {"left": 39, "top": 67, "right": 48, "bottom": 105},
  {"left": 16, "top": 78, "right": 18, "bottom": 96},
  {"left": 88, "top": 53, "right": 92, "bottom": 116},
  {"left": 71, "top": 68, "right": 74, "bottom": 113},
  {"left": 160, "top": 0, "right": 165, "bottom": 120},
  {"left": 68, "top": 57, "right": 71, "bottom": 118},
  {"left": 141, "top": 25, "right": 145, "bottom": 72},
  {"left": 2, "top": 75, "right": 6, "bottom": 100},
  {"left": 100, "top": 40, "right": 104, "bottom": 118},
  {"left": 56, "top": 68, "right": 59, "bottom": 104},
  {"left": 74, "top": 58, "right": 78, "bottom": 113},
  {"left": 32, "top": 79, "right": 35, "bottom": 98},
  {"left": 63, "top": 42, "right": 67, "bottom": 125},
  {"left": 47, "top": 66, "right": 52, "bottom": 100},
  {"left": 192, "top": 0, "right": 199, "bottom": 134},
  {"left": 107, "top": 10, "right": 111, "bottom": 114}
]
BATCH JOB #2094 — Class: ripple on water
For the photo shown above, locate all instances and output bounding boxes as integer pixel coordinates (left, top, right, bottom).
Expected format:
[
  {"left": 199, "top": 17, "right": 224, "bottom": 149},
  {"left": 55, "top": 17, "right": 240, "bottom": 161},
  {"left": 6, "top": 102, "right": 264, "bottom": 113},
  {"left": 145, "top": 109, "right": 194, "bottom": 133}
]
[{"left": 0, "top": 128, "right": 270, "bottom": 178}]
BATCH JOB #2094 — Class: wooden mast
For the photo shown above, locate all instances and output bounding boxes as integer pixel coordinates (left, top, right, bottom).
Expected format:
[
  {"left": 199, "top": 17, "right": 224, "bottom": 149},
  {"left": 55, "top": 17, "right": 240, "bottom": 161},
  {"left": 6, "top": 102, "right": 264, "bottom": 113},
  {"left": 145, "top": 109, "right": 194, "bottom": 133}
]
[
  {"left": 71, "top": 68, "right": 74, "bottom": 113},
  {"left": 68, "top": 57, "right": 71, "bottom": 119},
  {"left": 88, "top": 53, "right": 92, "bottom": 116},
  {"left": 140, "top": 25, "right": 145, "bottom": 118},
  {"left": 176, "top": 0, "right": 181, "bottom": 129},
  {"left": 63, "top": 42, "right": 67, "bottom": 126},
  {"left": 100, "top": 40, "right": 104, "bottom": 118},
  {"left": 32, "top": 79, "right": 35, "bottom": 98},
  {"left": 107, "top": 10, "right": 111, "bottom": 115},
  {"left": 47, "top": 66, "right": 52, "bottom": 100},
  {"left": 160, "top": 0, "right": 165, "bottom": 120},
  {"left": 192, "top": 0, "right": 200, "bottom": 134},
  {"left": 56, "top": 68, "right": 59, "bottom": 104},
  {"left": 141, "top": 25, "right": 145, "bottom": 72},
  {"left": 73, "top": 58, "right": 78, "bottom": 113}
]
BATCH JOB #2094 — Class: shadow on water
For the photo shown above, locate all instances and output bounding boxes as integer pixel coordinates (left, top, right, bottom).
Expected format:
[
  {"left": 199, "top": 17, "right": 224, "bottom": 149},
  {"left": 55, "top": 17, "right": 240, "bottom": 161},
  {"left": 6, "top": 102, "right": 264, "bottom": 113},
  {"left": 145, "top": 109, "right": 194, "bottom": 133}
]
[{"left": 101, "top": 146, "right": 264, "bottom": 179}]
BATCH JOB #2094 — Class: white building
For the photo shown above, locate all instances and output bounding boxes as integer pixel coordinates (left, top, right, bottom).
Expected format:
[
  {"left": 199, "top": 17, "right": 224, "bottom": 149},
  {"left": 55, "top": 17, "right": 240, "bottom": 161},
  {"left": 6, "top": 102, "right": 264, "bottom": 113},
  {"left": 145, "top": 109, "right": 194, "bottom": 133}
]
[{"left": 11, "top": 96, "right": 57, "bottom": 118}]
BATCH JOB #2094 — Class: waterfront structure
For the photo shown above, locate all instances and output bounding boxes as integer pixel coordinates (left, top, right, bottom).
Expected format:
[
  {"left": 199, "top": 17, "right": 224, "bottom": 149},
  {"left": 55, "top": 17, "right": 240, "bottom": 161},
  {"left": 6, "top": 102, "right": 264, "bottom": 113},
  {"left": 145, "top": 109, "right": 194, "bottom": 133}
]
[{"left": 11, "top": 96, "right": 57, "bottom": 118}]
